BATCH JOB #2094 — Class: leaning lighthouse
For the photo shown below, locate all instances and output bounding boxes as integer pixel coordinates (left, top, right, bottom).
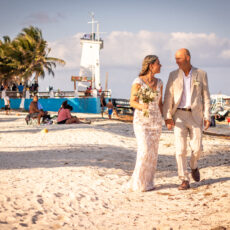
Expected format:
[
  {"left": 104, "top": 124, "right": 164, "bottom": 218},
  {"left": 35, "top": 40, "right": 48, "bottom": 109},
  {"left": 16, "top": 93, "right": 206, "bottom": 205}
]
[{"left": 79, "top": 13, "right": 103, "bottom": 90}]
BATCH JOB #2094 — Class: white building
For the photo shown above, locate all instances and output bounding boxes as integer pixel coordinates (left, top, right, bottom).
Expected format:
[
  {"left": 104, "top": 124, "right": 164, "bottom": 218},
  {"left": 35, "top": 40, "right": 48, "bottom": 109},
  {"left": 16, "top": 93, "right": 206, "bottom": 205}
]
[
  {"left": 79, "top": 14, "right": 104, "bottom": 90},
  {"left": 211, "top": 94, "right": 230, "bottom": 107}
]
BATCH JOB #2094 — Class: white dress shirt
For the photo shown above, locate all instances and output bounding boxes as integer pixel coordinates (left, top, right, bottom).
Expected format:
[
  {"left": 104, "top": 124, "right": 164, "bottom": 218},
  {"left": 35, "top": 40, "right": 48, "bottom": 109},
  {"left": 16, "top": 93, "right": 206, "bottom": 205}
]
[{"left": 178, "top": 69, "right": 192, "bottom": 108}]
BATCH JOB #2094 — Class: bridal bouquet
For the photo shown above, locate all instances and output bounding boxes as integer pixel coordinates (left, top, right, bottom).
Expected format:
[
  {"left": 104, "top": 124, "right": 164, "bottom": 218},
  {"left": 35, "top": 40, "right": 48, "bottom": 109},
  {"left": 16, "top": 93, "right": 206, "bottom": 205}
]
[{"left": 135, "top": 87, "right": 159, "bottom": 117}]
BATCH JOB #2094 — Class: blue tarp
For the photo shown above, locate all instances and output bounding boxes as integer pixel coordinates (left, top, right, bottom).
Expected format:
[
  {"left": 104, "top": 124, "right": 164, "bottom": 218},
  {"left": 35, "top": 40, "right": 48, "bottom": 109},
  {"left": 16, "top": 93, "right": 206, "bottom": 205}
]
[{"left": 0, "top": 97, "right": 102, "bottom": 114}]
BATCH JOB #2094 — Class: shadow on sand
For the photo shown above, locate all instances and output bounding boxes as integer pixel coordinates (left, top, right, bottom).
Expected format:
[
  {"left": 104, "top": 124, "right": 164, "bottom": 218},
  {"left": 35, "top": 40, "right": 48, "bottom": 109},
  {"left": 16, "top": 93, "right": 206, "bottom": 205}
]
[
  {"left": 0, "top": 116, "right": 229, "bottom": 190},
  {"left": 0, "top": 142, "right": 229, "bottom": 189}
]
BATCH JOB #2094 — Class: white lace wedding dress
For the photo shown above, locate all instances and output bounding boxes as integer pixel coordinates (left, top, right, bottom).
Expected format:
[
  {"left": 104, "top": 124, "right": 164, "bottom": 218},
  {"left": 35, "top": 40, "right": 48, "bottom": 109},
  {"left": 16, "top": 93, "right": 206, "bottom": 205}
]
[{"left": 127, "top": 77, "right": 163, "bottom": 192}]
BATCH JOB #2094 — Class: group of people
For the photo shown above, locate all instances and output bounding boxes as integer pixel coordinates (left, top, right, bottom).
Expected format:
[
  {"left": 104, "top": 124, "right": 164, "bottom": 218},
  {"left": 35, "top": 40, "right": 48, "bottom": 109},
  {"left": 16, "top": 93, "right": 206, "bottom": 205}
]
[
  {"left": 1, "top": 83, "right": 25, "bottom": 115},
  {"left": 127, "top": 48, "right": 211, "bottom": 192},
  {"left": 0, "top": 82, "right": 24, "bottom": 93},
  {"left": 25, "top": 95, "right": 91, "bottom": 125},
  {"left": 100, "top": 92, "right": 114, "bottom": 119}
]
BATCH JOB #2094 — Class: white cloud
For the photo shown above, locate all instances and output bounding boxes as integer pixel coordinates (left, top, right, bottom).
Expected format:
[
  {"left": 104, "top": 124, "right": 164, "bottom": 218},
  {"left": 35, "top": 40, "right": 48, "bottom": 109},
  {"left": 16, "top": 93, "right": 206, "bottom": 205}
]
[
  {"left": 220, "top": 49, "right": 230, "bottom": 59},
  {"left": 48, "top": 30, "right": 230, "bottom": 71},
  {"left": 169, "top": 32, "right": 230, "bottom": 67},
  {"left": 48, "top": 33, "right": 83, "bottom": 69}
]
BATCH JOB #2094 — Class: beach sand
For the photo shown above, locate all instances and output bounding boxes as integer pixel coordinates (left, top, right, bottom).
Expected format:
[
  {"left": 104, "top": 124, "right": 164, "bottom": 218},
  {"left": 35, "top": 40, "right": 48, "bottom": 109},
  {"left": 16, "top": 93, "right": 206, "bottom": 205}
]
[{"left": 0, "top": 111, "right": 229, "bottom": 230}]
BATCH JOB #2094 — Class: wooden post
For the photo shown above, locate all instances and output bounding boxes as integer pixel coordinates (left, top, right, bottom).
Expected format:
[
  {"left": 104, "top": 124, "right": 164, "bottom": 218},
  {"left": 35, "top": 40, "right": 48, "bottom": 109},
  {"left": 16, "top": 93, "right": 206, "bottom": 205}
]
[
  {"left": 105, "top": 72, "right": 108, "bottom": 91},
  {"left": 74, "top": 80, "right": 76, "bottom": 90}
]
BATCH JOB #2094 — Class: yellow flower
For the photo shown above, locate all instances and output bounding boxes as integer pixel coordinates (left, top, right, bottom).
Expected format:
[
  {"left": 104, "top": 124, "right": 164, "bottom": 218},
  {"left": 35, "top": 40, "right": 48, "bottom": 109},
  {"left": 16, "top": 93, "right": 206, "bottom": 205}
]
[{"left": 194, "top": 80, "right": 200, "bottom": 86}]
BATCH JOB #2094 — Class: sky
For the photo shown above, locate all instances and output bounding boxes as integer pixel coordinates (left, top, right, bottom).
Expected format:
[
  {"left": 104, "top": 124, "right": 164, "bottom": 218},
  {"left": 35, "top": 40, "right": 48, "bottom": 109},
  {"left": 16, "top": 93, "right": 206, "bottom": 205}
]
[{"left": 1, "top": 0, "right": 230, "bottom": 98}]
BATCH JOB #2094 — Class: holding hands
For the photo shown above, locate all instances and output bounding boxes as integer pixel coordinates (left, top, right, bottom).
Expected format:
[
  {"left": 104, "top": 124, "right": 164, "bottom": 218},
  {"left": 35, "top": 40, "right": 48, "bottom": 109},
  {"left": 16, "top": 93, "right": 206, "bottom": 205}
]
[
  {"left": 165, "top": 119, "right": 210, "bottom": 131},
  {"left": 165, "top": 119, "right": 175, "bottom": 130},
  {"left": 204, "top": 120, "right": 211, "bottom": 130}
]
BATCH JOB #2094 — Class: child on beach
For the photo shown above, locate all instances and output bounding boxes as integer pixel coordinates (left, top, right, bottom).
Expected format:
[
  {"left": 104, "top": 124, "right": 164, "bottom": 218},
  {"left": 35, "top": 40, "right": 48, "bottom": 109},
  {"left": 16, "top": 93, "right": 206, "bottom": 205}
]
[
  {"left": 4, "top": 95, "right": 10, "bottom": 115},
  {"left": 106, "top": 99, "right": 114, "bottom": 119}
]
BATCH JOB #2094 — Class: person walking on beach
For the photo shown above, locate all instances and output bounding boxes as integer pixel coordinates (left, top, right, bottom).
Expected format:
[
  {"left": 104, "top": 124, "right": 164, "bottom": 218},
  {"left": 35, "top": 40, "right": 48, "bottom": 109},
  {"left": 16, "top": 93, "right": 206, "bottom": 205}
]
[
  {"left": 163, "top": 48, "right": 211, "bottom": 190},
  {"left": 127, "top": 55, "right": 163, "bottom": 192},
  {"left": 100, "top": 92, "right": 106, "bottom": 118},
  {"left": 1, "top": 85, "right": 7, "bottom": 99},
  {"left": 4, "top": 93, "right": 10, "bottom": 115},
  {"left": 106, "top": 99, "right": 114, "bottom": 119}
]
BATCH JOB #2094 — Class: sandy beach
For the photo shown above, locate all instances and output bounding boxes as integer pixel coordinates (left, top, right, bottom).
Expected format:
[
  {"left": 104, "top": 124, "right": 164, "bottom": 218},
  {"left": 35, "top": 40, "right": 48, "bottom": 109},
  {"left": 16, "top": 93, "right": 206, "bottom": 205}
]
[{"left": 0, "top": 111, "right": 229, "bottom": 230}]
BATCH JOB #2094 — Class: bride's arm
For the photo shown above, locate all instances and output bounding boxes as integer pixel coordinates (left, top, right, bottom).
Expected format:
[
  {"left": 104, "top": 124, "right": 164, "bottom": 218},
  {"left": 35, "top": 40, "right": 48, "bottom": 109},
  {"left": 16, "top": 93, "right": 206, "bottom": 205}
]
[
  {"left": 158, "top": 85, "right": 163, "bottom": 115},
  {"left": 130, "top": 83, "right": 148, "bottom": 110}
]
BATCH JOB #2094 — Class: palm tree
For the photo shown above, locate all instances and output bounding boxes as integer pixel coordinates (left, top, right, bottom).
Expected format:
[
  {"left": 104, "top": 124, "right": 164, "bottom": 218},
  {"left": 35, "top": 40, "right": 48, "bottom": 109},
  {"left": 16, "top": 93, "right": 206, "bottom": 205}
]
[
  {"left": 0, "top": 36, "right": 17, "bottom": 85},
  {"left": 0, "top": 26, "right": 65, "bottom": 89},
  {"left": 15, "top": 26, "right": 65, "bottom": 84}
]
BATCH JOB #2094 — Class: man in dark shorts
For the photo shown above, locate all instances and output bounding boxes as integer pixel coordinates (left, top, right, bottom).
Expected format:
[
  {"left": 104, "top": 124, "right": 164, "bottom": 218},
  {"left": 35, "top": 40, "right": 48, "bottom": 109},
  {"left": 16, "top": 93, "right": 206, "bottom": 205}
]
[{"left": 100, "top": 92, "right": 106, "bottom": 118}]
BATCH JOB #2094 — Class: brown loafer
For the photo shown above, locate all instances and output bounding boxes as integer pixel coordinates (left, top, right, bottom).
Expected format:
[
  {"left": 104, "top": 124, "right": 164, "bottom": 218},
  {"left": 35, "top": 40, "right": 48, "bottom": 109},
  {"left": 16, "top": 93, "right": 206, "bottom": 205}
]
[
  {"left": 178, "top": 180, "right": 190, "bottom": 190},
  {"left": 191, "top": 168, "right": 200, "bottom": 182}
]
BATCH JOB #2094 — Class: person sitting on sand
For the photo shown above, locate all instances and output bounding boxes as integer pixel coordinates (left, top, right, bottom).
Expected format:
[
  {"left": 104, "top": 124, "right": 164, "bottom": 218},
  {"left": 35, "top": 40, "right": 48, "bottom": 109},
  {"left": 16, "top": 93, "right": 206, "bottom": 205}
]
[
  {"left": 26, "top": 95, "right": 47, "bottom": 125},
  {"left": 84, "top": 87, "right": 91, "bottom": 97},
  {"left": 106, "top": 99, "right": 114, "bottom": 119},
  {"left": 57, "top": 101, "right": 91, "bottom": 124}
]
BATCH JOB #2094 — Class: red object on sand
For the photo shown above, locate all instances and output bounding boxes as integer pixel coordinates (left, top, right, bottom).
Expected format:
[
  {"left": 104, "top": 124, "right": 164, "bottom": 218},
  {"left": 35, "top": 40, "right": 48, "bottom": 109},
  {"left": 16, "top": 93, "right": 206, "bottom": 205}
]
[{"left": 227, "top": 117, "right": 230, "bottom": 123}]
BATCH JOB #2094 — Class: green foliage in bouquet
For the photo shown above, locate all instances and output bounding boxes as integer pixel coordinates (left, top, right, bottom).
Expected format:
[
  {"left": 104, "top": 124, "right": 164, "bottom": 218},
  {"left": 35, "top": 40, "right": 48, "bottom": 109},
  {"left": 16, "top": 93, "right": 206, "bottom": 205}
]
[
  {"left": 134, "top": 87, "right": 159, "bottom": 117},
  {"left": 135, "top": 87, "right": 158, "bottom": 103}
]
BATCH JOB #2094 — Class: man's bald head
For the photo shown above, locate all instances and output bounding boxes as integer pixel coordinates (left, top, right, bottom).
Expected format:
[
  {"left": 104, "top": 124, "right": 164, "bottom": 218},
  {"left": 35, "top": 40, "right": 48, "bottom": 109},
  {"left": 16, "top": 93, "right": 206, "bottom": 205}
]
[
  {"left": 175, "top": 48, "right": 191, "bottom": 73},
  {"left": 176, "top": 48, "right": 191, "bottom": 58}
]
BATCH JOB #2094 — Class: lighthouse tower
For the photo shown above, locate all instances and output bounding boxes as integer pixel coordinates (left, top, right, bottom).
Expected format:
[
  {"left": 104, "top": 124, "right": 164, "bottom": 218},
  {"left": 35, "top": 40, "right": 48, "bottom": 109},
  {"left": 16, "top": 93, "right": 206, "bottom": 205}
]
[{"left": 79, "top": 13, "right": 103, "bottom": 90}]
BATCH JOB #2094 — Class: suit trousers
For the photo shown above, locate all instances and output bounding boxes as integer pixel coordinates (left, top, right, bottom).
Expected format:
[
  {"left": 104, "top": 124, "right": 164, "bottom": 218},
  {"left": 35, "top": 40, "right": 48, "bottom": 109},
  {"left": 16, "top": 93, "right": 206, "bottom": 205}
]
[{"left": 174, "top": 109, "right": 203, "bottom": 181}]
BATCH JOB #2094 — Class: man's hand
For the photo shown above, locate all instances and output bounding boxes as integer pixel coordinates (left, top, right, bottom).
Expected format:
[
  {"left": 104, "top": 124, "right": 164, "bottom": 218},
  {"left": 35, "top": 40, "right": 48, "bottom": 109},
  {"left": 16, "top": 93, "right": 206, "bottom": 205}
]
[
  {"left": 165, "top": 119, "right": 175, "bottom": 130},
  {"left": 204, "top": 120, "right": 211, "bottom": 130}
]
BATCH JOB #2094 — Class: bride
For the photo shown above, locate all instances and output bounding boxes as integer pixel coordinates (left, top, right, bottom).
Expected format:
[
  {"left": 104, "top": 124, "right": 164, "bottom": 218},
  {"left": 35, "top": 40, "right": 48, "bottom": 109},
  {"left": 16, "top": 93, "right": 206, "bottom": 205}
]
[{"left": 127, "top": 55, "right": 163, "bottom": 192}]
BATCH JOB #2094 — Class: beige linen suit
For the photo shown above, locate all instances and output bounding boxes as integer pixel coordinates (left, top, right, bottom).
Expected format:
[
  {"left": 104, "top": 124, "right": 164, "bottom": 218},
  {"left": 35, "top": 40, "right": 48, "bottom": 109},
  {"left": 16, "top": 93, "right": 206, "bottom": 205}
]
[{"left": 163, "top": 67, "right": 211, "bottom": 181}]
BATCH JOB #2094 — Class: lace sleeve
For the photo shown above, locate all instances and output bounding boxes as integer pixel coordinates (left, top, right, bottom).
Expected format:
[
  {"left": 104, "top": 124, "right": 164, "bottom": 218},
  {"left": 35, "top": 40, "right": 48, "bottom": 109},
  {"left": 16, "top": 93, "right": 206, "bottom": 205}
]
[
  {"left": 132, "top": 77, "right": 142, "bottom": 86},
  {"left": 157, "top": 79, "right": 163, "bottom": 89}
]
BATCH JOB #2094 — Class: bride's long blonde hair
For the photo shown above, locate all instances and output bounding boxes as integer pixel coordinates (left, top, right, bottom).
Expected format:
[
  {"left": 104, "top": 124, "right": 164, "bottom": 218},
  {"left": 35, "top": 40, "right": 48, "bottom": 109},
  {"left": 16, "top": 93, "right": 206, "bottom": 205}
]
[{"left": 139, "top": 55, "right": 158, "bottom": 76}]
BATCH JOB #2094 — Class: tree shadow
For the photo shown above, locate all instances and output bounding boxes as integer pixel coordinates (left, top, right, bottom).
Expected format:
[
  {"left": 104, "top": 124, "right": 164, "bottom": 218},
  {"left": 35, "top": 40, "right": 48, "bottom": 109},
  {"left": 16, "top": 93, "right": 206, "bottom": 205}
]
[
  {"left": 92, "top": 122, "right": 174, "bottom": 138},
  {"left": 200, "top": 151, "right": 230, "bottom": 168},
  {"left": 0, "top": 117, "right": 229, "bottom": 190},
  {"left": 93, "top": 122, "right": 135, "bottom": 138},
  {"left": 0, "top": 123, "right": 93, "bottom": 134},
  {"left": 0, "top": 145, "right": 135, "bottom": 172},
  {"left": 191, "top": 177, "right": 230, "bottom": 189},
  {"left": 0, "top": 144, "right": 229, "bottom": 173},
  {"left": 0, "top": 118, "right": 19, "bottom": 122}
]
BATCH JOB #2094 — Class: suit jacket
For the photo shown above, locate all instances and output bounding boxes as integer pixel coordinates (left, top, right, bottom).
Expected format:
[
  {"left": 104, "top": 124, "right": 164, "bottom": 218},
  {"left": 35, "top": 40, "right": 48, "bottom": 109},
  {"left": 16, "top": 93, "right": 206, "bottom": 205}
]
[{"left": 163, "top": 67, "right": 211, "bottom": 126}]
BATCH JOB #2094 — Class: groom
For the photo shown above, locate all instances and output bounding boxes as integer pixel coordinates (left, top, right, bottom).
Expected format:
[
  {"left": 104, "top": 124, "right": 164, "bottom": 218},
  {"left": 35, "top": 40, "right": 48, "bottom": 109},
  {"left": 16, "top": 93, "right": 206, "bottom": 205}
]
[{"left": 163, "top": 48, "right": 211, "bottom": 190}]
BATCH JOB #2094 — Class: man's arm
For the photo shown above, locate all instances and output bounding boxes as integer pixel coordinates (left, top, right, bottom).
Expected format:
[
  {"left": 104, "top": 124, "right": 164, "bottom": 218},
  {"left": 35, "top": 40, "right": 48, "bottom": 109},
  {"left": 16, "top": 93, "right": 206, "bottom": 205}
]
[
  {"left": 158, "top": 84, "right": 163, "bottom": 115},
  {"left": 163, "top": 74, "right": 175, "bottom": 130},
  {"left": 202, "top": 72, "right": 211, "bottom": 130},
  {"left": 163, "top": 73, "right": 174, "bottom": 120}
]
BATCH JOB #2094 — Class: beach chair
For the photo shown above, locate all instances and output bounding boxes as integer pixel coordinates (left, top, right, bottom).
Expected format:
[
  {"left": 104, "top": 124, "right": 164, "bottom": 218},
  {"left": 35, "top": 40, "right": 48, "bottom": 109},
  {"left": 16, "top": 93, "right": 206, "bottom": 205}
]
[{"left": 25, "top": 114, "right": 39, "bottom": 126}]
